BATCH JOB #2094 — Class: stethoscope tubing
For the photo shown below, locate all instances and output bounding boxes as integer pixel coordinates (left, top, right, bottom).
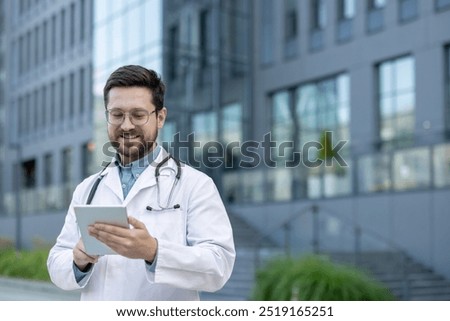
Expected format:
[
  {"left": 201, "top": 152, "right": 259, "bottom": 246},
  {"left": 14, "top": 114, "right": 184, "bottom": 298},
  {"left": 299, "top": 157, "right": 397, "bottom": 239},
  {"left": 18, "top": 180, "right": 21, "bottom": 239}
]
[{"left": 86, "top": 155, "right": 182, "bottom": 211}]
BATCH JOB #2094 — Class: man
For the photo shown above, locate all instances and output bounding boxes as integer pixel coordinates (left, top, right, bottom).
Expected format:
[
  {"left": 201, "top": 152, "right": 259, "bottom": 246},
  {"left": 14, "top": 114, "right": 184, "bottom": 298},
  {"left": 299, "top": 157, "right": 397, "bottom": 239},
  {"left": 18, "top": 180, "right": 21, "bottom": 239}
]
[{"left": 47, "top": 65, "right": 235, "bottom": 300}]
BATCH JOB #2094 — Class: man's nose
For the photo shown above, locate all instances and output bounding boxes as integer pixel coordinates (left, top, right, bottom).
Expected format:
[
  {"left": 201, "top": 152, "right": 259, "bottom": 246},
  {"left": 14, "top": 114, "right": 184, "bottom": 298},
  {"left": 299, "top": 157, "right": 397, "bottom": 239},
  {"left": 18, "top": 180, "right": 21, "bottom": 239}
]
[{"left": 120, "top": 113, "right": 135, "bottom": 130}]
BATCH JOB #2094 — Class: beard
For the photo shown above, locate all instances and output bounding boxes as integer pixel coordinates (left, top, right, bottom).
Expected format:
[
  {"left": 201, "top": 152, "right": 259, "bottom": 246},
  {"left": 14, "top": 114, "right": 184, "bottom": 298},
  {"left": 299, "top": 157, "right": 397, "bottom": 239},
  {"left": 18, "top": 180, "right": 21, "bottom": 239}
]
[{"left": 109, "top": 127, "right": 159, "bottom": 165}]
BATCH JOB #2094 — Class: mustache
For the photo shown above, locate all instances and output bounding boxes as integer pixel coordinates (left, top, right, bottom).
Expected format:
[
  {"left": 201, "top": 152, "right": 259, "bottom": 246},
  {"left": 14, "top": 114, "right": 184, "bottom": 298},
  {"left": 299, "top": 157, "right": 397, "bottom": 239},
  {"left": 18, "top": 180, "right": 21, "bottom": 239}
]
[{"left": 117, "top": 130, "right": 141, "bottom": 136}]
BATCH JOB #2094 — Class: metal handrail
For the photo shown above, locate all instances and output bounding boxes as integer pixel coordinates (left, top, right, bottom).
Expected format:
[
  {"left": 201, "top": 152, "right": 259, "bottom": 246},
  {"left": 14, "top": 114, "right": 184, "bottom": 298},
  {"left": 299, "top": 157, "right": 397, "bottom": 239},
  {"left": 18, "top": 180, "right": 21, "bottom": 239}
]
[{"left": 253, "top": 204, "right": 313, "bottom": 266}]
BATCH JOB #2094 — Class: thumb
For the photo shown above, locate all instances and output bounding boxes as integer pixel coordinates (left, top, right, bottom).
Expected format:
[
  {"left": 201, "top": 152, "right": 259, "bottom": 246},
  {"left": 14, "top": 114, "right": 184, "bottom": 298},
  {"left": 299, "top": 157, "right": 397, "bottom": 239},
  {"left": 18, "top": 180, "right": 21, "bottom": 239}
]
[{"left": 128, "top": 216, "right": 146, "bottom": 230}]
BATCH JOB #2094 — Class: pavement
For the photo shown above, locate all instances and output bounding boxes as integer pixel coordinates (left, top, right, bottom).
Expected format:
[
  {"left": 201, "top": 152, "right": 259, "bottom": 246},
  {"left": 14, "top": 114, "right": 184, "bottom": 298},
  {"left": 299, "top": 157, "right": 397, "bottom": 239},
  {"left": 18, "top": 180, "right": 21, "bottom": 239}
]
[
  {"left": 0, "top": 277, "right": 80, "bottom": 300},
  {"left": 0, "top": 277, "right": 234, "bottom": 301}
]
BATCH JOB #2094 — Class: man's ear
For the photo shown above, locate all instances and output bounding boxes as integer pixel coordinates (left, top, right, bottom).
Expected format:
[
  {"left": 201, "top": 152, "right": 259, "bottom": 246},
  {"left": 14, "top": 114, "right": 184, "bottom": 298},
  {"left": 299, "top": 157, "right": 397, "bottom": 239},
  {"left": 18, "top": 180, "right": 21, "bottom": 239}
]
[{"left": 157, "top": 107, "right": 167, "bottom": 129}]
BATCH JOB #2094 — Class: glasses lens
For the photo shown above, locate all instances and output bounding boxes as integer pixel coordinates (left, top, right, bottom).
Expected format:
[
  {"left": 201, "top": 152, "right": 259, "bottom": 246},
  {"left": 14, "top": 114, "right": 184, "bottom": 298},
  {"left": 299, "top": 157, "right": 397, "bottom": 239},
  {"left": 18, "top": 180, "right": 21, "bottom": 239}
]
[
  {"left": 130, "top": 110, "right": 150, "bottom": 125},
  {"left": 106, "top": 110, "right": 124, "bottom": 125}
]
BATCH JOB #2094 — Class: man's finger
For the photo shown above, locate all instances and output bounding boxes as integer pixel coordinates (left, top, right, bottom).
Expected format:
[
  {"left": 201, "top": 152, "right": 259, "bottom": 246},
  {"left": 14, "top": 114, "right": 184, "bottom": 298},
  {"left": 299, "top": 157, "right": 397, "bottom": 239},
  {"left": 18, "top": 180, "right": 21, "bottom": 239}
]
[{"left": 128, "top": 216, "right": 146, "bottom": 230}]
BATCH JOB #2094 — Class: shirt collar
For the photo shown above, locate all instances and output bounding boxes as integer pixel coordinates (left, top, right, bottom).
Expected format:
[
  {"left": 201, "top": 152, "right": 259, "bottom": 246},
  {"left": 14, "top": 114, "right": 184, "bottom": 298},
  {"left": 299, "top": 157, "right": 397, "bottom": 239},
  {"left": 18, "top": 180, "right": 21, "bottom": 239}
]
[{"left": 114, "top": 145, "right": 161, "bottom": 176}]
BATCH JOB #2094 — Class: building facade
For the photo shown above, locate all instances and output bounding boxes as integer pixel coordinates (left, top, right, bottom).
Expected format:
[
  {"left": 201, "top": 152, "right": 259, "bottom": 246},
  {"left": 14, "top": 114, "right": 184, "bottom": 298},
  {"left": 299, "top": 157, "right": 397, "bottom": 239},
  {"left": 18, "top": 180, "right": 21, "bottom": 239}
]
[
  {"left": 0, "top": 0, "right": 94, "bottom": 247},
  {"left": 162, "top": 0, "right": 450, "bottom": 279},
  {"left": 0, "top": 0, "right": 163, "bottom": 248}
]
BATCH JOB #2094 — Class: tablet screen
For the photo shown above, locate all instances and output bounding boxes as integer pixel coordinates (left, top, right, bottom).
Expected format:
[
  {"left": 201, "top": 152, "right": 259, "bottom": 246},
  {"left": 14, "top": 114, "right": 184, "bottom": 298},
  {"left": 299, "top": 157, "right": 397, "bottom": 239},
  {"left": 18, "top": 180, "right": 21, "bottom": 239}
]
[{"left": 74, "top": 205, "right": 129, "bottom": 255}]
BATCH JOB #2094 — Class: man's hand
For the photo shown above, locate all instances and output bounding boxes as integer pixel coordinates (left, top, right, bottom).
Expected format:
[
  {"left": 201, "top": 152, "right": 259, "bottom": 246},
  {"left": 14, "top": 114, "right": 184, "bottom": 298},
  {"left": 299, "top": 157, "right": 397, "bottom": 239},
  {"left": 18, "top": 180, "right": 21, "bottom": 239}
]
[
  {"left": 73, "top": 239, "right": 99, "bottom": 271},
  {"left": 88, "top": 216, "right": 157, "bottom": 262}
]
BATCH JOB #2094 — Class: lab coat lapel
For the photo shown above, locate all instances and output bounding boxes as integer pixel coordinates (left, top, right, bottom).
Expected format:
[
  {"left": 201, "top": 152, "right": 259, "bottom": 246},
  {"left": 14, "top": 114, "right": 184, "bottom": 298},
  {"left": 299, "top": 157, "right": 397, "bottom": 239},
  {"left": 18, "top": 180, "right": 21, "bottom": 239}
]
[{"left": 102, "top": 164, "right": 124, "bottom": 202}]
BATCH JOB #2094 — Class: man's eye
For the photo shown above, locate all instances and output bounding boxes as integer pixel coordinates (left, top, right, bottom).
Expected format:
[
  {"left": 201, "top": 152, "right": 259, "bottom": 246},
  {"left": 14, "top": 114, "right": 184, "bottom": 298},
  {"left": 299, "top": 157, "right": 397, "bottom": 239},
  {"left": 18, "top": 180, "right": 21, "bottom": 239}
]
[
  {"left": 132, "top": 112, "right": 147, "bottom": 118},
  {"left": 110, "top": 111, "right": 123, "bottom": 118}
]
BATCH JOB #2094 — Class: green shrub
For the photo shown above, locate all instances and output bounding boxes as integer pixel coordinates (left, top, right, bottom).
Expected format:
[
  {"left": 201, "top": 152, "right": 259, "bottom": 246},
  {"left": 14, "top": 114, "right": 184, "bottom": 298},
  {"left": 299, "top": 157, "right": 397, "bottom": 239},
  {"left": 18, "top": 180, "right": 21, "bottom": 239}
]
[
  {"left": 0, "top": 248, "right": 50, "bottom": 281},
  {"left": 252, "top": 255, "right": 395, "bottom": 301}
]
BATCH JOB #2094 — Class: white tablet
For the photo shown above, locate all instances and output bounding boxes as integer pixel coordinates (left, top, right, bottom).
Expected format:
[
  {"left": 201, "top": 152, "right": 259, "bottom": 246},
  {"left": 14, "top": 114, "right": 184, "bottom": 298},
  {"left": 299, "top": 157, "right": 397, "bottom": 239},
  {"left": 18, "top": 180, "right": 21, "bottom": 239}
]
[{"left": 74, "top": 205, "right": 129, "bottom": 255}]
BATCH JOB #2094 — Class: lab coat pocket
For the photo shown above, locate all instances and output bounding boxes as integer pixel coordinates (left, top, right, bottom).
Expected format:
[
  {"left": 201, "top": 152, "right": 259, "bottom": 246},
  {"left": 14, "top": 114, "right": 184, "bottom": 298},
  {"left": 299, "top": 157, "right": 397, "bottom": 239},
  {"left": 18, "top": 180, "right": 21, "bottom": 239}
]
[{"left": 145, "top": 208, "right": 186, "bottom": 245}]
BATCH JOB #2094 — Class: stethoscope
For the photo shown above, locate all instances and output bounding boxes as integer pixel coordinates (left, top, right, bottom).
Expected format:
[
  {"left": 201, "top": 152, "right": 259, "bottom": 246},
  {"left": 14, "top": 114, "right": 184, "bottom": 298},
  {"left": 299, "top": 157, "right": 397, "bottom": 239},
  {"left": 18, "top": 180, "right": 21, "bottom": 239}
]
[{"left": 86, "top": 154, "right": 182, "bottom": 212}]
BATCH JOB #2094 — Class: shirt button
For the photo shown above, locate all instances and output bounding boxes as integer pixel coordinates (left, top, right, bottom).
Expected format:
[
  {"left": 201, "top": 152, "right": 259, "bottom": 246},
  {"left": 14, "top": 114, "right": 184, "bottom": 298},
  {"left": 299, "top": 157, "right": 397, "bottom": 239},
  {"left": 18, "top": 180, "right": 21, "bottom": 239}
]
[
  {"left": 122, "top": 184, "right": 126, "bottom": 189},
  {"left": 136, "top": 174, "right": 140, "bottom": 178}
]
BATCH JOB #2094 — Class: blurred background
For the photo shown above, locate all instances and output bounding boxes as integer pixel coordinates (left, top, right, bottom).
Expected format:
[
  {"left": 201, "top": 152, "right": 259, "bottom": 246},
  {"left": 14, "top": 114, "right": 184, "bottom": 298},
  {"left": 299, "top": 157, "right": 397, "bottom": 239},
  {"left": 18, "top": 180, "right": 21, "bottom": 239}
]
[{"left": 0, "top": 0, "right": 450, "bottom": 300}]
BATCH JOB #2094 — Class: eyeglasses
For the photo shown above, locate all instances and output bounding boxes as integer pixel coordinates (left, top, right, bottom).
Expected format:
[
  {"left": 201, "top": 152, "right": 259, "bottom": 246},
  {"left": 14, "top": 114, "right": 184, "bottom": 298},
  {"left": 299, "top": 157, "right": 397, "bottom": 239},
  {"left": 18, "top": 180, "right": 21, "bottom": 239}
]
[{"left": 105, "top": 109, "right": 156, "bottom": 126}]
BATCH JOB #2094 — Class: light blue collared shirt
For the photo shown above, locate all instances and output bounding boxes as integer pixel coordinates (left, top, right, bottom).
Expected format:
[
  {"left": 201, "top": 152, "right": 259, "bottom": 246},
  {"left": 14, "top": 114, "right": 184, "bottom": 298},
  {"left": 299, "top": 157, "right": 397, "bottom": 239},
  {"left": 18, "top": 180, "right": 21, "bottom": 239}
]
[{"left": 116, "top": 146, "right": 161, "bottom": 199}]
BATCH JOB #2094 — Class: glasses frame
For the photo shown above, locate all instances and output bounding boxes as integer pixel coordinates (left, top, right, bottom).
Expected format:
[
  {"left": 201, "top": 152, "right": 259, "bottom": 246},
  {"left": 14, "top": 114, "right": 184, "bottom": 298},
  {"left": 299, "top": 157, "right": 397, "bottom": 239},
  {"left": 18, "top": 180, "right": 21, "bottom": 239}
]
[{"left": 105, "top": 109, "right": 157, "bottom": 126}]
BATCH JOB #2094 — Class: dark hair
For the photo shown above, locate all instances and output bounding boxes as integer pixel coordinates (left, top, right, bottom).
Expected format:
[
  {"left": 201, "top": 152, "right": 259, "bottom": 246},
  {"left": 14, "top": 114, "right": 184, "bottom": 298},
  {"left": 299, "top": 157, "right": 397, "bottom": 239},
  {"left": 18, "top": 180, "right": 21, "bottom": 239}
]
[{"left": 103, "top": 65, "right": 165, "bottom": 111}]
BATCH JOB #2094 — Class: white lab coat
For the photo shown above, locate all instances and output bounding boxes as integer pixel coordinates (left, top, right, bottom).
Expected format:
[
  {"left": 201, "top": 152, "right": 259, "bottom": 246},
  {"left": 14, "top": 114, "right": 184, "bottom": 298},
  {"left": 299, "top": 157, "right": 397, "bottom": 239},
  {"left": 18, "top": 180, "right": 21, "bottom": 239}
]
[{"left": 47, "top": 149, "right": 235, "bottom": 300}]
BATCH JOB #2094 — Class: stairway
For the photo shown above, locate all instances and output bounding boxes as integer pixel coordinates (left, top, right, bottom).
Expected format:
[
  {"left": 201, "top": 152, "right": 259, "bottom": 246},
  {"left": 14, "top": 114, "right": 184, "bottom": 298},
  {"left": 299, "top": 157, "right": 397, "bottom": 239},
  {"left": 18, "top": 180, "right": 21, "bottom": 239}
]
[
  {"left": 202, "top": 213, "right": 450, "bottom": 301},
  {"left": 329, "top": 251, "right": 450, "bottom": 300}
]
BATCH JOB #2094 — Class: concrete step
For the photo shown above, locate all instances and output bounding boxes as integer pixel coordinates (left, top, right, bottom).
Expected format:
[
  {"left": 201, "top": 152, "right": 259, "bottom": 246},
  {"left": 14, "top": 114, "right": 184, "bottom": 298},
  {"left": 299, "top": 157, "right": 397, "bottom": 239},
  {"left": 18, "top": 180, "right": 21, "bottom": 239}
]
[{"left": 329, "top": 251, "right": 450, "bottom": 301}]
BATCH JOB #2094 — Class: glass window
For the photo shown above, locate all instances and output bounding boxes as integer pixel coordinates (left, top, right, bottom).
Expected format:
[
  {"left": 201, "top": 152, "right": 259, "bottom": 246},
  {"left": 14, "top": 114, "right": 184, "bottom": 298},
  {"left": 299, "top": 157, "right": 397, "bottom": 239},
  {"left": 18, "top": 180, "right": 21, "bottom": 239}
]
[
  {"left": 70, "top": 3, "right": 75, "bottom": 47},
  {"left": 273, "top": 91, "right": 295, "bottom": 166},
  {"left": 159, "top": 121, "right": 177, "bottom": 153},
  {"left": 222, "top": 103, "right": 243, "bottom": 144},
  {"left": 50, "top": 82, "right": 56, "bottom": 125},
  {"left": 111, "top": 16, "right": 124, "bottom": 62},
  {"left": 44, "top": 153, "right": 53, "bottom": 186},
  {"left": 446, "top": 46, "right": 450, "bottom": 134},
  {"left": 60, "top": 76, "right": 65, "bottom": 121},
  {"left": 296, "top": 74, "right": 350, "bottom": 146},
  {"left": 393, "top": 147, "right": 430, "bottom": 190},
  {"left": 260, "top": 0, "right": 274, "bottom": 65},
  {"left": 285, "top": 0, "right": 298, "bottom": 40},
  {"left": 434, "top": 143, "right": 450, "bottom": 187},
  {"left": 69, "top": 73, "right": 75, "bottom": 117},
  {"left": 168, "top": 25, "right": 179, "bottom": 80},
  {"left": 81, "top": 142, "right": 94, "bottom": 178},
  {"left": 51, "top": 15, "right": 56, "bottom": 58},
  {"left": 338, "top": 0, "right": 355, "bottom": 19},
  {"left": 43, "top": 20, "right": 48, "bottom": 62},
  {"left": 33, "top": 90, "right": 38, "bottom": 132},
  {"left": 223, "top": 0, "right": 247, "bottom": 75},
  {"left": 311, "top": 0, "right": 326, "bottom": 30},
  {"left": 436, "top": 0, "right": 450, "bottom": 11},
  {"left": 35, "top": 89, "right": 41, "bottom": 131},
  {"left": 95, "top": 0, "right": 110, "bottom": 23},
  {"left": 192, "top": 111, "right": 218, "bottom": 163},
  {"left": 80, "top": 0, "right": 85, "bottom": 42},
  {"left": 42, "top": 85, "right": 47, "bottom": 128},
  {"left": 367, "top": 0, "right": 385, "bottom": 33},
  {"left": 267, "top": 168, "right": 293, "bottom": 201},
  {"left": 295, "top": 74, "right": 351, "bottom": 198},
  {"left": 399, "top": 0, "right": 418, "bottom": 22},
  {"left": 377, "top": 56, "right": 415, "bottom": 147},
  {"left": 60, "top": 9, "right": 66, "bottom": 53},
  {"left": 224, "top": 170, "right": 265, "bottom": 203},
  {"left": 62, "top": 148, "right": 72, "bottom": 183},
  {"left": 126, "top": 6, "right": 142, "bottom": 55},
  {"left": 94, "top": 24, "right": 108, "bottom": 67},
  {"left": 369, "top": 0, "right": 386, "bottom": 9},
  {"left": 222, "top": 103, "right": 243, "bottom": 170},
  {"left": 358, "top": 153, "right": 391, "bottom": 193},
  {"left": 79, "top": 68, "right": 85, "bottom": 115},
  {"left": 284, "top": 0, "right": 298, "bottom": 58},
  {"left": 22, "top": 159, "right": 36, "bottom": 188},
  {"left": 199, "top": 9, "right": 211, "bottom": 68}
]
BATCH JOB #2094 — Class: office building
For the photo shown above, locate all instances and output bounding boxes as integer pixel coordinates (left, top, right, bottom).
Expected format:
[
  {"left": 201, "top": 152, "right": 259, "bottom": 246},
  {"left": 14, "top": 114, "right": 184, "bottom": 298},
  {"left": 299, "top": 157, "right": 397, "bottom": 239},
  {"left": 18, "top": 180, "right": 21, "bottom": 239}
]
[
  {"left": 161, "top": 0, "right": 450, "bottom": 282},
  {"left": 0, "top": 0, "right": 162, "bottom": 247},
  {"left": 0, "top": 0, "right": 94, "bottom": 247}
]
